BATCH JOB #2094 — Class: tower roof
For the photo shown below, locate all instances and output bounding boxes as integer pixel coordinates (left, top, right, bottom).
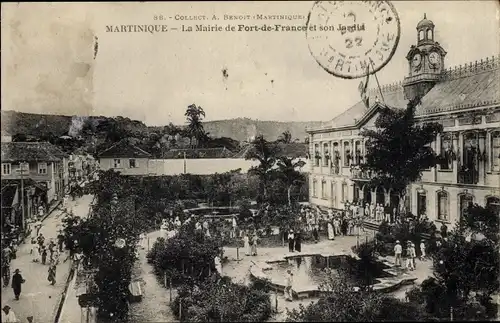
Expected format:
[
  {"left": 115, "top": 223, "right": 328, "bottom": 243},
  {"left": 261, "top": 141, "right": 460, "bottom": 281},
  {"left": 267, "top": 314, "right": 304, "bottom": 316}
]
[{"left": 417, "top": 13, "right": 434, "bottom": 29}]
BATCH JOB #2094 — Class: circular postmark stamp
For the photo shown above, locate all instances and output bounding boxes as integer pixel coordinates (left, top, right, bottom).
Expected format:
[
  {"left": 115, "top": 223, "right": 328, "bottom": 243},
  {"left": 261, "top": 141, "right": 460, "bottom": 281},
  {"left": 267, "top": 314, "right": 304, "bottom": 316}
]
[{"left": 306, "top": 1, "right": 400, "bottom": 79}]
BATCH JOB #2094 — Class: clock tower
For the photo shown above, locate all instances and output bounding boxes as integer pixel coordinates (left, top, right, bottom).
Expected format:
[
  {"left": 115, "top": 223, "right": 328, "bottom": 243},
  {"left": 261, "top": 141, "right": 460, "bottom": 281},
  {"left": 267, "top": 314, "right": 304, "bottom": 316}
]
[{"left": 402, "top": 14, "right": 447, "bottom": 101}]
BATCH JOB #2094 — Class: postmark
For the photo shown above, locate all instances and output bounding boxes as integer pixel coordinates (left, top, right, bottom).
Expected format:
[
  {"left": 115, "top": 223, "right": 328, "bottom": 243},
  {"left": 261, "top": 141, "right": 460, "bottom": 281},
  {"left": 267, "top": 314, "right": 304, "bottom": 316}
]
[{"left": 306, "top": 1, "right": 401, "bottom": 79}]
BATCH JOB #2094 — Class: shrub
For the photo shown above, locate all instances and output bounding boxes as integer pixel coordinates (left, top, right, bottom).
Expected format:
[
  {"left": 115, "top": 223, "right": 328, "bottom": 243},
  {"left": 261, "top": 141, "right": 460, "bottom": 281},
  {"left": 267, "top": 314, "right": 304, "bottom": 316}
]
[
  {"left": 286, "top": 269, "right": 429, "bottom": 322},
  {"left": 171, "top": 276, "right": 272, "bottom": 322},
  {"left": 147, "top": 223, "right": 223, "bottom": 286}
]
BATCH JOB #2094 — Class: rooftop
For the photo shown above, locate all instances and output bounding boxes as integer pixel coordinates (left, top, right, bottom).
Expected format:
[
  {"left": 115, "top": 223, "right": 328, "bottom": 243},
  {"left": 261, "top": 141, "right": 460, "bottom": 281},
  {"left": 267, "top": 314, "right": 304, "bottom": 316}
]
[
  {"left": 98, "top": 139, "right": 152, "bottom": 158},
  {"left": 163, "top": 147, "right": 234, "bottom": 159},
  {"left": 308, "top": 55, "right": 500, "bottom": 132},
  {"left": 1, "top": 142, "right": 67, "bottom": 162}
]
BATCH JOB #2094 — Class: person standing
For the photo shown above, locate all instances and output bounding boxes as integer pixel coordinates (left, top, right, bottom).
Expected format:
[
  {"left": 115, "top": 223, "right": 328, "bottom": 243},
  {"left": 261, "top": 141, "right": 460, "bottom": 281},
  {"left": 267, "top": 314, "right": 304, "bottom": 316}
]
[
  {"left": 410, "top": 242, "right": 417, "bottom": 270},
  {"left": 41, "top": 246, "right": 48, "bottom": 265},
  {"left": 243, "top": 231, "right": 251, "bottom": 256},
  {"left": 47, "top": 264, "right": 57, "bottom": 285},
  {"left": 214, "top": 255, "right": 222, "bottom": 275},
  {"left": 327, "top": 219, "right": 335, "bottom": 240},
  {"left": 12, "top": 269, "right": 25, "bottom": 300},
  {"left": 57, "top": 230, "right": 65, "bottom": 252},
  {"left": 394, "top": 240, "right": 402, "bottom": 267},
  {"left": 250, "top": 232, "right": 258, "bottom": 256},
  {"left": 284, "top": 270, "right": 294, "bottom": 301},
  {"left": 287, "top": 229, "right": 295, "bottom": 252},
  {"left": 2, "top": 305, "right": 18, "bottom": 323},
  {"left": 405, "top": 241, "right": 414, "bottom": 270},
  {"left": 294, "top": 230, "right": 302, "bottom": 252},
  {"left": 419, "top": 240, "right": 426, "bottom": 260},
  {"left": 384, "top": 203, "right": 391, "bottom": 223},
  {"left": 312, "top": 223, "right": 319, "bottom": 243},
  {"left": 231, "top": 217, "right": 237, "bottom": 239}
]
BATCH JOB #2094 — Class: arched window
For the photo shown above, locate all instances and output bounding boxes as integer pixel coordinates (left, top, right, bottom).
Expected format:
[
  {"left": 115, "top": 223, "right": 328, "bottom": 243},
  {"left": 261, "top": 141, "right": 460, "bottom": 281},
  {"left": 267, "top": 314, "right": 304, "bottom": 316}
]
[
  {"left": 321, "top": 179, "right": 327, "bottom": 199},
  {"left": 341, "top": 182, "right": 348, "bottom": 202},
  {"left": 312, "top": 179, "right": 318, "bottom": 197},
  {"left": 323, "top": 143, "right": 329, "bottom": 167},
  {"left": 491, "top": 131, "right": 500, "bottom": 172},
  {"left": 343, "top": 142, "right": 351, "bottom": 167},
  {"left": 331, "top": 182, "right": 337, "bottom": 207},
  {"left": 354, "top": 141, "right": 362, "bottom": 165},
  {"left": 426, "top": 29, "right": 432, "bottom": 40},
  {"left": 439, "top": 133, "right": 454, "bottom": 170},
  {"left": 419, "top": 30, "right": 424, "bottom": 41},
  {"left": 314, "top": 144, "right": 320, "bottom": 167},
  {"left": 437, "top": 190, "right": 449, "bottom": 221},
  {"left": 459, "top": 194, "right": 474, "bottom": 219},
  {"left": 486, "top": 196, "right": 500, "bottom": 216}
]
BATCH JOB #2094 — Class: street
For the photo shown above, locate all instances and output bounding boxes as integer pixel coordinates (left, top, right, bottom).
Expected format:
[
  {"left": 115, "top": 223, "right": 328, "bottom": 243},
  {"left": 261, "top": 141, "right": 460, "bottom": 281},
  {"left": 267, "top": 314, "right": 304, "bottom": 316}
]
[{"left": 1, "top": 195, "right": 93, "bottom": 323}]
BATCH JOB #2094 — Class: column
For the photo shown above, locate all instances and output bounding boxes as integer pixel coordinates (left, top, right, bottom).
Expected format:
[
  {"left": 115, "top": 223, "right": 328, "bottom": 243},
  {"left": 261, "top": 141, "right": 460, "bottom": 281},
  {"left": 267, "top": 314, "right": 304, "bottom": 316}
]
[
  {"left": 350, "top": 139, "right": 354, "bottom": 166},
  {"left": 478, "top": 132, "right": 486, "bottom": 185},
  {"left": 486, "top": 131, "right": 492, "bottom": 173},
  {"left": 328, "top": 141, "right": 333, "bottom": 171},
  {"left": 339, "top": 139, "right": 344, "bottom": 170},
  {"left": 370, "top": 189, "right": 376, "bottom": 206},
  {"left": 431, "top": 137, "right": 437, "bottom": 182},
  {"left": 320, "top": 141, "right": 324, "bottom": 173},
  {"left": 309, "top": 135, "right": 314, "bottom": 172},
  {"left": 453, "top": 132, "right": 460, "bottom": 184}
]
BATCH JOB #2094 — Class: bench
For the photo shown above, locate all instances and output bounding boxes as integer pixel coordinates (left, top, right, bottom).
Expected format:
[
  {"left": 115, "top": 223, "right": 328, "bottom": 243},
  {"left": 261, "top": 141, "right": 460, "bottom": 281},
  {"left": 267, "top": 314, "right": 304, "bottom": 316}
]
[{"left": 129, "top": 281, "right": 143, "bottom": 303}]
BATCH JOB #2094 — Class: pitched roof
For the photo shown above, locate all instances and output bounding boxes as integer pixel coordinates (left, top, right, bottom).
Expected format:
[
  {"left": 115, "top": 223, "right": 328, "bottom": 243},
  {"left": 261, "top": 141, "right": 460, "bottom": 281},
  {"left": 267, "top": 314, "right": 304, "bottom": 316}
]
[
  {"left": 98, "top": 140, "right": 152, "bottom": 158},
  {"left": 1, "top": 142, "right": 65, "bottom": 162},
  {"left": 163, "top": 147, "right": 234, "bottom": 159},
  {"left": 416, "top": 60, "right": 500, "bottom": 116},
  {"left": 313, "top": 55, "right": 500, "bottom": 132}
]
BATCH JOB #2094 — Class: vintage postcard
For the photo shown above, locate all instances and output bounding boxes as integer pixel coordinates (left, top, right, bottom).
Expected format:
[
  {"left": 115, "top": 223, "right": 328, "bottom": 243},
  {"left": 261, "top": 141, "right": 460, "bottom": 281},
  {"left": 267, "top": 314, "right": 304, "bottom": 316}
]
[{"left": 1, "top": 1, "right": 499, "bottom": 323}]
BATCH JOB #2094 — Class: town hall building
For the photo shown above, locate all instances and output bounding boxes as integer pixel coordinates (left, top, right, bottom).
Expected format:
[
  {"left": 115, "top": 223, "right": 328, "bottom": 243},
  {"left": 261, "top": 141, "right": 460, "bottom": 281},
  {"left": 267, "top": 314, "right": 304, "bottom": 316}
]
[{"left": 307, "top": 15, "right": 500, "bottom": 225}]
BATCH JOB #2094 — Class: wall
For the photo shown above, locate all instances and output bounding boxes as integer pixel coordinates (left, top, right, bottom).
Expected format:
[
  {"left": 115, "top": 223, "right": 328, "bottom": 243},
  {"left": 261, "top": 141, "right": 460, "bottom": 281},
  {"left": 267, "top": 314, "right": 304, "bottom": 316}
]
[
  {"left": 99, "top": 158, "right": 150, "bottom": 176},
  {"left": 148, "top": 158, "right": 310, "bottom": 176},
  {"left": 410, "top": 182, "right": 500, "bottom": 224}
]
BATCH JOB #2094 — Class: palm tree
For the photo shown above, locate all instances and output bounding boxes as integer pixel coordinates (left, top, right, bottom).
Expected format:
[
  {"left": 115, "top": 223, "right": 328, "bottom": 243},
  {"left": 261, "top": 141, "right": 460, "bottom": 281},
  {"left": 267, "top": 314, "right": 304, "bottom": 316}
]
[
  {"left": 275, "top": 156, "right": 306, "bottom": 206},
  {"left": 277, "top": 130, "right": 292, "bottom": 144},
  {"left": 184, "top": 104, "right": 206, "bottom": 147},
  {"left": 245, "top": 135, "right": 279, "bottom": 202}
]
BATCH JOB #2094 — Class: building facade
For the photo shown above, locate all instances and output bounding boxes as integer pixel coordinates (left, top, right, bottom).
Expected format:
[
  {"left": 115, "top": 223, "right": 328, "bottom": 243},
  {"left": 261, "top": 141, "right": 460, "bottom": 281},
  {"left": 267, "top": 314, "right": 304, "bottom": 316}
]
[
  {"left": 307, "top": 16, "right": 500, "bottom": 225},
  {"left": 98, "top": 140, "right": 152, "bottom": 176},
  {"left": 1, "top": 142, "right": 69, "bottom": 227}
]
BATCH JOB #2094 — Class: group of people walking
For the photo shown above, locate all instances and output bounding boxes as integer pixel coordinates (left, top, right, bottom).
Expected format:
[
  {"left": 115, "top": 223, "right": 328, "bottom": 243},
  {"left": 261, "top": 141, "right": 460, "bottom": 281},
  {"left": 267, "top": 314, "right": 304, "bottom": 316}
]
[{"left": 393, "top": 239, "right": 426, "bottom": 270}]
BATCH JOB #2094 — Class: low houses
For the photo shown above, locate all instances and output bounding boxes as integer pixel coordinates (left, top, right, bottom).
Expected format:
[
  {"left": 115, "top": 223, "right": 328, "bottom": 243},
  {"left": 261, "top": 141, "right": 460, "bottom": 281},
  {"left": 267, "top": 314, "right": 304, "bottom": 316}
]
[
  {"left": 98, "top": 140, "right": 152, "bottom": 176},
  {"left": 1, "top": 141, "right": 69, "bottom": 228}
]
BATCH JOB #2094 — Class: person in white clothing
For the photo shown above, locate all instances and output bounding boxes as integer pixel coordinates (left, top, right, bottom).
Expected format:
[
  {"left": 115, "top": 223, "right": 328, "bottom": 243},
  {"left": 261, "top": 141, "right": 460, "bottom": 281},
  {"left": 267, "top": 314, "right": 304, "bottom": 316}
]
[
  {"left": 419, "top": 240, "right": 426, "bottom": 260},
  {"left": 284, "top": 270, "right": 294, "bottom": 301},
  {"left": 243, "top": 231, "right": 251, "bottom": 256},
  {"left": 394, "top": 240, "right": 402, "bottom": 266},
  {"left": 231, "top": 217, "right": 237, "bottom": 238},
  {"left": 2, "top": 305, "right": 18, "bottom": 323},
  {"left": 214, "top": 255, "right": 222, "bottom": 275}
]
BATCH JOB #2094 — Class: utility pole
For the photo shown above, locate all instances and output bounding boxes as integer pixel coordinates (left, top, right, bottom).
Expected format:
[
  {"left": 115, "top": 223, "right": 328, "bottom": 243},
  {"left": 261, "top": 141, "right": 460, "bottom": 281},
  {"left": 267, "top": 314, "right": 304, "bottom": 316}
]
[{"left": 183, "top": 151, "right": 187, "bottom": 174}]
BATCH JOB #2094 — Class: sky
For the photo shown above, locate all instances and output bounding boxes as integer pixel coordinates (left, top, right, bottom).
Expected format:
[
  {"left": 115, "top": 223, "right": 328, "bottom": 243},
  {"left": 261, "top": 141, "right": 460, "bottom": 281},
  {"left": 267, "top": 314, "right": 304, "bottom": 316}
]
[{"left": 1, "top": 1, "right": 499, "bottom": 126}]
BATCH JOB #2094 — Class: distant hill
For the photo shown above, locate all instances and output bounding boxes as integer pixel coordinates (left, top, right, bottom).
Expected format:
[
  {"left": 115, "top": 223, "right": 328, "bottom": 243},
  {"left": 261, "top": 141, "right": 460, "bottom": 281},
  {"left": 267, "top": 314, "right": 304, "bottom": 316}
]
[
  {"left": 201, "top": 118, "right": 323, "bottom": 142},
  {"left": 2, "top": 111, "right": 323, "bottom": 142}
]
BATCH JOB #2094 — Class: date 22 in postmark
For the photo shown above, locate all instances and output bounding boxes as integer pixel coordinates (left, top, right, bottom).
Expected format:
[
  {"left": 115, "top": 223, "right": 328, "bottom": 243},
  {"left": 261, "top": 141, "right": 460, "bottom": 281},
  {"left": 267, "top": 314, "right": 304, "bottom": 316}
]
[{"left": 306, "top": 1, "right": 401, "bottom": 79}]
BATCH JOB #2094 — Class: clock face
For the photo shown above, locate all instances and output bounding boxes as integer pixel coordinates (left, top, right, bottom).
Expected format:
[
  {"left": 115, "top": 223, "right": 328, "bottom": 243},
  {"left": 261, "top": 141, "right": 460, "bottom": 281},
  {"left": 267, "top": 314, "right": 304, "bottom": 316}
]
[
  {"left": 429, "top": 52, "right": 440, "bottom": 65},
  {"left": 412, "top": 53, "right": 422, "bottom": 67}
]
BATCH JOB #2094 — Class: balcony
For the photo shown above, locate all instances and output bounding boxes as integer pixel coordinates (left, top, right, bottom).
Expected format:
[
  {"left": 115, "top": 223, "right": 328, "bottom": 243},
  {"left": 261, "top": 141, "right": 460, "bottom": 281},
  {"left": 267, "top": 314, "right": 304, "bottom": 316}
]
[
  {"left": 350, "top": 166, "right": 373, "bottom": 181},
  {"left": 457, "top": 167, "right": 479, "bottom": 185}
]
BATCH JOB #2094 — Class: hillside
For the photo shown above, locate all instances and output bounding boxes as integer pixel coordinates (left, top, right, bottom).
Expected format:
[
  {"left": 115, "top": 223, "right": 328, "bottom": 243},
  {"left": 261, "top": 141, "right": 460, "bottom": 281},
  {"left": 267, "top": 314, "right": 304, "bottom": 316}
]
[
  {"left": 201, "top": 118, "right": 324, "bottom": 142},
  {"left": 1, "top": 110, "right": 323, "bottom": 142}
]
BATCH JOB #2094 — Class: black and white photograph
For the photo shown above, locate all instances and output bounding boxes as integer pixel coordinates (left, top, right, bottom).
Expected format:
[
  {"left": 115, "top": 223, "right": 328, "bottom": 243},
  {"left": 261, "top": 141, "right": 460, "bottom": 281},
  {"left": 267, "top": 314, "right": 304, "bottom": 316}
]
[{"left": 1, "top": 1, "right": 499, "bottom": 322}]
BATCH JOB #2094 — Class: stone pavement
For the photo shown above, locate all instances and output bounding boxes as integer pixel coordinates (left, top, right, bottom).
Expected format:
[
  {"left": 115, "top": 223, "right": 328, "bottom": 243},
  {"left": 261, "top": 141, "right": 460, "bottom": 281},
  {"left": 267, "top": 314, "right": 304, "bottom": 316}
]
[{"left": 1, "top": 195, "right": 93, "bottom": 323}]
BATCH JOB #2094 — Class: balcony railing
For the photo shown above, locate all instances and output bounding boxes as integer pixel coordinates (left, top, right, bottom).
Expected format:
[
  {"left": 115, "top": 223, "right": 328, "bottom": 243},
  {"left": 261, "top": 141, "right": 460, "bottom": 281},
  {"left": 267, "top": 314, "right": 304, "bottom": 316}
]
[
  {"left": 350, "top": 166, "right": 373, "bottom": 180},
  {"left": 457, "top": 167, "right": 479, "bottom": 185}
]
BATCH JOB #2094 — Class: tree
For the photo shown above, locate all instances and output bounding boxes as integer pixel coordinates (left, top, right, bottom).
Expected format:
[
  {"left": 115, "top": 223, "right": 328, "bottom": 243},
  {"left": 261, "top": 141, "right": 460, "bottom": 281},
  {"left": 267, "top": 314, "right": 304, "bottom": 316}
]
[
  {"left": 245, "top": 135, "right": 280, "bottom": 202},
  {"left": 277, "top": 130, "right": 292, "bottom": 144},
  {"left": 420, "top": 204, "right": 500, "bottom": 320},
  {"left": 275, "top": 156, "right": 306, "bottom": 206},
  {"left": 286, "top": 268, "right": 430, "bottom": 322},
  {"left": 184, "top": 104, "right": 207, "bottom": 148},
  {"left": 361, "top": 97, "right": 443, "bottom": 214}
]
